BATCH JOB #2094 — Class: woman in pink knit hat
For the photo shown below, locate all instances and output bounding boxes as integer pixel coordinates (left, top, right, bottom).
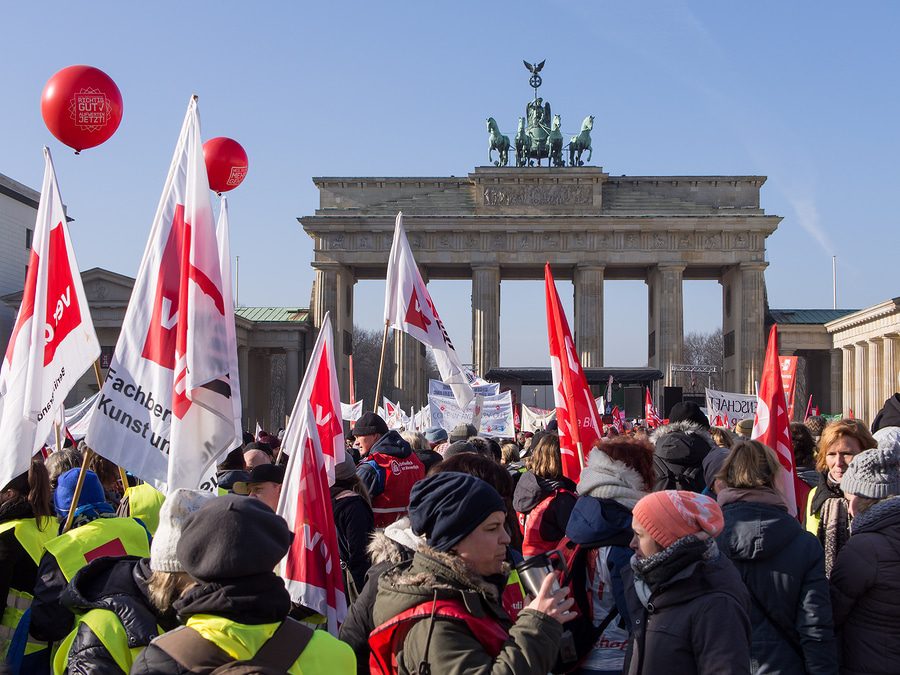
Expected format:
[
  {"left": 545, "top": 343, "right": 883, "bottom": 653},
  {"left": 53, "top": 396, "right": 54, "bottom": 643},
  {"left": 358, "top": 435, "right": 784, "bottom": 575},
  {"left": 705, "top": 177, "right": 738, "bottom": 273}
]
[{"left": 622, "top": 490, "right": 751, "bottom": 675}]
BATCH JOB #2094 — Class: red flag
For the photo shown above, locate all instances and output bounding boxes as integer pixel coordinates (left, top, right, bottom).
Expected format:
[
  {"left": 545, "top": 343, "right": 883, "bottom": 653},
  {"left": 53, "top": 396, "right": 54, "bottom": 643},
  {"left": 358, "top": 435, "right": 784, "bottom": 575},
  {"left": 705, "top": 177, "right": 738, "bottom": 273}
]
[
  {"left": 752, "top": 325, "right": 802, "bottom": 517},
  {"left": 803, "top": 394, "right": 814, "bottom": 421},
  {"left": 284, "top": 312, "right": 345, "bottom": 483},
  {"left": 277, "top": 403, "right": 345, "bottom": 633},
  {"left": 644, "top": 388, "right": 662, "bottom": 428},
  {"left": 779, "top": 356, "right": 799, "bottom": 420},
  {"left": 544, "top": 264, "right": 601, "bottom": 481}
]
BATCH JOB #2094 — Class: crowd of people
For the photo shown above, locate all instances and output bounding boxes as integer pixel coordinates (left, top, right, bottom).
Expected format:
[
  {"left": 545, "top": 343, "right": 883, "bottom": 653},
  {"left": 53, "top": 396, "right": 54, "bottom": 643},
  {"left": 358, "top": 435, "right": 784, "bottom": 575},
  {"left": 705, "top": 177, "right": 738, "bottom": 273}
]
[{"left": 1, "top": 392, "right": 899, "bottom": 674}]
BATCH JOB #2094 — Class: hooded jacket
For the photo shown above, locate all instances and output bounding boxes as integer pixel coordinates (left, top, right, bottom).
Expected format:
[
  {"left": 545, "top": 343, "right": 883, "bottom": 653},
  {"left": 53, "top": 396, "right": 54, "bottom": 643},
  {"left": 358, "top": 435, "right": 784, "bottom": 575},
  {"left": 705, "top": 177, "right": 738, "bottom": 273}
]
[
  {"left": 340, "top": 518, "right": 423, "bottom": 675},
  {"left": 357, "top": 430, "right": 418, "bottom": 498},
  {"left": 623, "top": 537, "right": 751, "bottom": 675},
  {"left": 371, "top": 547, "right": 562, "bottom": 674},
  {"left": 830, "top": 496, "right": 900, "bottom": 675},
  {"left": 717, "top": 494, "right": 838, "bottom": 674},
  {"left": 650, "top": 421, "right": 716, "bottom": 493},
  {"left": 58, "top": 556, "right": 167, "bottom": 674},
  {"left": 512, "top": 471, "right": 576, "bottom": 556},
  {"left": 871, "top": 393, "right": 900, "bottom": 434}
]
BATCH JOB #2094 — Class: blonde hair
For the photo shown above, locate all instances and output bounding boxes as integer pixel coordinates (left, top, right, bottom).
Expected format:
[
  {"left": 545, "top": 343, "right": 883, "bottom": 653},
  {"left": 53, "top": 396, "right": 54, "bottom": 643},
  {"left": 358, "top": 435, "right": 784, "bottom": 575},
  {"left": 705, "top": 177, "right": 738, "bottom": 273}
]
[
  {"left": 400, "top": 431, "right": 428, "bottom": 452},
  {"left": 527, "top": 434, "right": 562, "bottom": 479},
  {"left": 816, "top": 419, "right": 877, "bottom": 472},
  {"left": 709, "top": 427, "right": 734, "bottom": 449},
  {"left": 719, "top": 440, "right": 782, "bottom": 489},
  {"left": 500, "top": 443, "right": 520, "bottom": 465},
  {"left": 147, "top": 571, "right": 195, "bottom": 613}
]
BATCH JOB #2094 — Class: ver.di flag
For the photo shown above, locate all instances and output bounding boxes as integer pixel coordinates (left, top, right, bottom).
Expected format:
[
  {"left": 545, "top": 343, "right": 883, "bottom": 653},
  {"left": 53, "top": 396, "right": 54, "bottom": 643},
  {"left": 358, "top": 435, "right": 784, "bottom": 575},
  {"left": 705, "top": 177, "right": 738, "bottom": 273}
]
[
  {"left": 87, "top": 97, "right": 236, "bottom": 492},
  {"left": 545, "top": 263, "right": 601, "bottom": 481},
  {"left": 216, "top": 196, "right": 243, "bottom": 446},
  {"left": 0, "top": 148, "right": 100, "bottom": 490},
  {"left": 384, "top": 212, "right": 474, "bottom": 408},
  {"left": 277, "top": 402, "right": 346, "bottom": 634}
]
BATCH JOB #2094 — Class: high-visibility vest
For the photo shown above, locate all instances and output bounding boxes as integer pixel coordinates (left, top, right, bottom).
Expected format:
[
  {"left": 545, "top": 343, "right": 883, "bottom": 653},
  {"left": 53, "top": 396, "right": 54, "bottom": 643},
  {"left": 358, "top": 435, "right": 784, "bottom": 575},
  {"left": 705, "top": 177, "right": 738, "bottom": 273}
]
[
  {"left": 53, "top": 607, "right": 160, "bottom": 675},
  {"left": 0, "top": 517, "right": 56, "bottom": 660},
  {"left": 368, "top": 453, "right": 425, "bottom": 528},
  {"left": 805, "top": 486, "right": 822, "bottom": 537},
  {"left": 501, "top": 569, "right": 526, "bottom": 621},
  {"left": 43, "top": 517, "right": 150, "bottom": 582},
  {"left": 185, "top": 613, "right": 355, "bottom": 674},
  {"left": 123, "top": 484, "right": 165, "bottom": 535}
]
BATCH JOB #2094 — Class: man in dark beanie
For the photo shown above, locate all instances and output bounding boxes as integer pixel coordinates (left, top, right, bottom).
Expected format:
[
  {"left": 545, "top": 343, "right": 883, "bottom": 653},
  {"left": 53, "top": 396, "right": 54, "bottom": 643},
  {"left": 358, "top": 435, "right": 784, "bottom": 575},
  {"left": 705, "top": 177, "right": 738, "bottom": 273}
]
[
  {"left": 669, "top": 401, "right": 711, "bottom": 430},
  {"left": 131, "top": 495, "right": 354, "bottom": 672},
  {"left": 650, "top": 406, "right": 717, "bottom": 492},
  {"left": 354, "top": 412, "right": 424, "bottom": 528},
  {"left": 370, "top": 472, "right": 573, "bottom": 674}
]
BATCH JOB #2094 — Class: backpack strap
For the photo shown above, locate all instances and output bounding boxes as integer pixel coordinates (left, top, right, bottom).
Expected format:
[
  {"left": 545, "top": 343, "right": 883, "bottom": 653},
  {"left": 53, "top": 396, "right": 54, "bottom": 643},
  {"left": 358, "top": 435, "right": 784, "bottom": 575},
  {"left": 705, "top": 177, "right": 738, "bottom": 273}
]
[
  {"left": 152, "top": 625, "right": 233, "bottom": 671},
  {"left": 253, "top": 618, "right": 315, "bottom": 671}
]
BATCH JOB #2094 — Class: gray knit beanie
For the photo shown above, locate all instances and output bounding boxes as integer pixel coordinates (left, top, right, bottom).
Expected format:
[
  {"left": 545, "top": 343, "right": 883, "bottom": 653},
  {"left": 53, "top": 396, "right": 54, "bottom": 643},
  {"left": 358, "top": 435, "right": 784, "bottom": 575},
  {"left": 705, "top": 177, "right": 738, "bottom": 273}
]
[
  {"left": 150, "top": 489, "right": 216, "bottom": 572},
  {"left": 840, "top": 447, "right": 900, "bottom": 500}
]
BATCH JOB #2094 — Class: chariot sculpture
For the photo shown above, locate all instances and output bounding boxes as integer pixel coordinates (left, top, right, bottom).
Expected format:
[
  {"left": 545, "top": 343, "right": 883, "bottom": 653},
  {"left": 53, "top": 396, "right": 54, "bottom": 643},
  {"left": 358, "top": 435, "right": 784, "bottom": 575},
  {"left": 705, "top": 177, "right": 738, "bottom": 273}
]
[{"left": 485, "top": 60, "right": 594, "bottom": 168}]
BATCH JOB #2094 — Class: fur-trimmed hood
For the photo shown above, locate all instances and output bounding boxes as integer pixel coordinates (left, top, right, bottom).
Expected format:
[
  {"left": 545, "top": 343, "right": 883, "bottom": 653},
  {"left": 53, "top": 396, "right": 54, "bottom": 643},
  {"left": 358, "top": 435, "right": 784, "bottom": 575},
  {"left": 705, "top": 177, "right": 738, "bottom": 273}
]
[
  {"left": 651, "top": 420, "right": 716, "bottom": 467},
  {"left": 366, "top": 516, "right": 424, "bottom": 566},
  {"left": 577, "top": 447, "right": 648, "bottom": 508}
]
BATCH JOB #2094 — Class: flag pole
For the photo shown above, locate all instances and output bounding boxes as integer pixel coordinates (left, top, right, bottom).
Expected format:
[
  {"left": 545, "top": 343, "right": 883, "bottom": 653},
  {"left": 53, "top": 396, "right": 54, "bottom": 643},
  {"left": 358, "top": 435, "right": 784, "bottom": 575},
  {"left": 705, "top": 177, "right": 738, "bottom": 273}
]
[
  {"left": 62, "top": 447, "right": 94, "bottom": 533},
  {"left": 374, "top": 320, "right": 390, "bottom": 411},
  {"left": 91, "top": 357, "right": 130, "bottom": 491},
  {"left": 54, "top": 422, "right": 62, "bottom": 454}
]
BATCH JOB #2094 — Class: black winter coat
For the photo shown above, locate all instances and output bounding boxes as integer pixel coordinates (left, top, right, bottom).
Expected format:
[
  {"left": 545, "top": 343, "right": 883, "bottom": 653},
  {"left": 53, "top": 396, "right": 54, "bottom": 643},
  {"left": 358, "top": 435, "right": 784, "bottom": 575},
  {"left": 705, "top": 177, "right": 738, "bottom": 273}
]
[
  {"left": 30, "top": 548, "right": 73, "bottom": 642},
  {"left": 512, "top": 471, "right": 576, "bottom": 554},
  {"left": 650, "top": 421, "right": 716, "bottom": 492},
  {"left": 830, "top": 496, "right": 900, "bottom": 675},
  {"left": 59, "top": 556, "right": 169, "bottom": 674},
  {"left": 0, "top": 500, "right": 44, "bottom": 615},
  {"left": 718, "top": 497, "right": 838, "bottom": 674},
  {"left": 331, "top": 489, "right": 374, "bottom": 592}
]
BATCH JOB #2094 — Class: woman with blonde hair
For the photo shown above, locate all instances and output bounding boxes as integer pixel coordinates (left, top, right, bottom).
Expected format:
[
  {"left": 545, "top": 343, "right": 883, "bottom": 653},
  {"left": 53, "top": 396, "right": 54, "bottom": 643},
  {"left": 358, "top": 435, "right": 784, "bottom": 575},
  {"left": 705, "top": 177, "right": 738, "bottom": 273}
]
[
  {"left": 805, "top": 419, "right": 877, "bottom": 575},
  {"left": 716, "top": 440, "right": 837, "bottom": 674},
  {"left": 512, "top": 433, "right": 576, "bottom": 556}
]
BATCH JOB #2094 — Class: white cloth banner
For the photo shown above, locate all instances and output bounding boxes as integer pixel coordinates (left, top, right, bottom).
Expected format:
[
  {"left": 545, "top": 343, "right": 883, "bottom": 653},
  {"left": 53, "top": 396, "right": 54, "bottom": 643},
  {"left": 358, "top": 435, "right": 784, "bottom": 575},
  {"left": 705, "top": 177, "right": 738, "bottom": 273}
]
[
  {"left": 341, "top": 400, "right": 363, "bottom": 422},
  {"left": 44, "top": 393, "right": 101, "bottom": 444},
  {"left": 521, "top": 404, "right": 556, "bottom": 433},
  {"left": 215, "top": 197, "right": 243, "bottom": 447},
  {"left": 705, "top": 387, "right": 758, "bottom": 429},
  {"left": 428, "top": 391, "right": 515, "bottom": 437},
  {"left": 412, "top": 404, "right": 432, "bottom": 431},
  {"left": 428, "top": 379, "right": 499, "bottom": 398},
  {"left": 87, "top": 98, "right": 236, "bottom": 493},
  {"left": 0, "top": 148, "right": 100, "bottom": 490}
]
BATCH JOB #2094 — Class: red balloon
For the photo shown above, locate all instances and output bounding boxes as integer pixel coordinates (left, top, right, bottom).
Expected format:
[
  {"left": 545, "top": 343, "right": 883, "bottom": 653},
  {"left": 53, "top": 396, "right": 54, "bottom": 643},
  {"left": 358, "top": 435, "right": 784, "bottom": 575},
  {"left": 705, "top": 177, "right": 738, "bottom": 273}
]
[
  {"left": 203, "top": 137, "right": 249, "bottom": 193},
  {"left": 41, "top": 65, "right": 123, "bottom": 153}
]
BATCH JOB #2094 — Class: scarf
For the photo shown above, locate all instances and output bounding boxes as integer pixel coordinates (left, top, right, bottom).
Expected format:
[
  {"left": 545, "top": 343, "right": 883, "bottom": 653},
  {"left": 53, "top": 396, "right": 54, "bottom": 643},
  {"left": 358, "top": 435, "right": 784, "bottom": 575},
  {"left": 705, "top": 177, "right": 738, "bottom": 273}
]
[
  {"left": 630, "top": 535, "right": 718, "bottom": 606},
  {"left": 577, "top": 451, "right": 647, "bottom": 509},
  {"left": 814, "top": 471, "right": 850, "bottom": 578}
]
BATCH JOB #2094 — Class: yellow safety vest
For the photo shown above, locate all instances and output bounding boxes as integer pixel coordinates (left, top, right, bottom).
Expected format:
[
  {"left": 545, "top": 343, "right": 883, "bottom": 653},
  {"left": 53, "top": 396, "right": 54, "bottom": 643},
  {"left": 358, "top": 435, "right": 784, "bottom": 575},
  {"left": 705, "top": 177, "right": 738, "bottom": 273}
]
[
  {"left": 123, "top": 484, "right": 166, "bottom": 536},
  {"left": 805, "top": 486, "right": 821, "bottom": 537},
  {"left": 43, "top": 517, "right": 150, "bottom": 583},
  {"left": 0, "top": 518, "right": 56, "bottom": 660},
  {"left": 53, "top": 607, "right": 160, "bottom": 675},
  {"left": 186, "top": 614, "right": 356, "bottom": 674}
]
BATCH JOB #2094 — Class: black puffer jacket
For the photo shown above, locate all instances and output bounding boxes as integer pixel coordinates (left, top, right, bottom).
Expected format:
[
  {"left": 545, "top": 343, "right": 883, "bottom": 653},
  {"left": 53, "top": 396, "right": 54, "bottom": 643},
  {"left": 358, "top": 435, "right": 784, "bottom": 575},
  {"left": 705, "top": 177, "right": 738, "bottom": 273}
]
[
  {"left": 717, "top": 494, "right": 838, "bottom": 674},
  {"left": 512, "top": 471, "right": 576, "bottom": 555},
  {"left": 830, "top": 496, "right": 900, "bottom": 675},
  {"left": 650, "top": 421, "right": 716, "bottom": 492},
  {"left": 331, "top": 486, "right": 374, "bottom": 592},
  {"left": 59, "top": 556, "right": 169, "bottom": 674},
  {"left": 0, "top": 500, "right": 45, "bottom": 615}
]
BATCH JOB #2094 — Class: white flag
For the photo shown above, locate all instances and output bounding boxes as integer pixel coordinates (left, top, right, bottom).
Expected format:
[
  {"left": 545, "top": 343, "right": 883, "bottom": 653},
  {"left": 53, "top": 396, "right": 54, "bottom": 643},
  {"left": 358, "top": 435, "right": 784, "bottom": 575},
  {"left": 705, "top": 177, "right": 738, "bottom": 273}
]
[
  {"left": 0, "top": 148, "right": 100, "bottom": 490},
  {"left": 215, "top": 196, "right": 243, "bottom": 446},
  {"left": 341, "top": 400, "right": 363, "bottom": 422},
  {"left": 87, "top": 97, "right": 235, "bottom": 492},
  {"left": 384, "top": 213, "right": 474, "bottom": 408}
]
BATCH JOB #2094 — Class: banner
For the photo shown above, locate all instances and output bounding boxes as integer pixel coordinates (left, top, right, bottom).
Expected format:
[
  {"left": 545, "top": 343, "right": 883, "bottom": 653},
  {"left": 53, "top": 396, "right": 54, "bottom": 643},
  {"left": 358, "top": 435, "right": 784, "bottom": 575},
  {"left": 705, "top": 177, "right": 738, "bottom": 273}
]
[
  {"left": 215, "top": 197, "right": 243, "bottom": 444},
  {"left": 0, "top": 148, "right": 100, "bottom": 491},
  {"left": 341, "top": 400, "right": 363, "bottom": 423},
  {"left": 779, "top": 356, "right": 798, "bottom": 421},
  {"left": 412, "top": 404, "right": 431, "bottom": 431},
  {"left": 44, "top": 393, "right": 101, "bottom": 444},
  {"left": 87, "top": 98, "right": 236, "bottom": 493},
  {"left": 428, "top": 379, "right": 499, "bottom": 398},
  {"left": 521, "top": 404, "right": 556, "bottom": 433},
  {"left": 705, "top": 387, "right": 758, "bottom": 429},
  {"left": 428, "top": 391, "right": 515, "bottom": 437}
]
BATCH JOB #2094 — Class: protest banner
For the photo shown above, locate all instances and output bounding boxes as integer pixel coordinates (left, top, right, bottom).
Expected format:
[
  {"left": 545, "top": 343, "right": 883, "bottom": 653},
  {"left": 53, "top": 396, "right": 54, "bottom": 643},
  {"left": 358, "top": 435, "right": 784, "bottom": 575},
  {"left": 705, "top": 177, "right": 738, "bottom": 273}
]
[
  {"left": 705, "top": 387, "right": 758, "bottom": 429},
  {"left": 428, "top": 391, "right": 515, "bottom": 437},
  {"left": 428, "top": 378, "right": 499, "bottom": 398}
]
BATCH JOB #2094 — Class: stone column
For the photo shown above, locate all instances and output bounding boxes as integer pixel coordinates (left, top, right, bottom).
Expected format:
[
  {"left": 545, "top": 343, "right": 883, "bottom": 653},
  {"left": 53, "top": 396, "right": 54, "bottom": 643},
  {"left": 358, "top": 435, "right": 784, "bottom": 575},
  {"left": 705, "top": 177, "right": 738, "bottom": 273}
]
[
  {"left": 574, "top": 264, "right": 604, "bottom": 368},
  {"left": 854, "top": 342, "right": 869, "bottom": 423},
  {"left": 472, "top": 264, "right": 500, "bottom": 377},
  {"left": 829, "top": 348, "right": 842, "bottom": 415},
  {"left": 868, "top": 338, "right": 884, "bottom": 420},
  {"left": 739, "top": 263, "right": 768, "bottom": 396},
  {"left": 238, "top": 345, "right": 249, "bottom": 429},
  {"left": 285, "top": 347, "right": 300, "bottom": 409},
  {"left": 311, "top": 262, "right": 354, "bottom": 398},
  {"left": 842, "top": 345, "right": 855, "bottom": 417},
  {"left": 720, "top": 268, "right": 740, "bottom": 392},
  {"left": 883, "top": 334, "right": 900, "bottom": 404},
  {"left": 394, "top": 333, "right": 424, "bottom": 407},
  {"left": 647, "top": 264, "right": 684, "bottom": 386}
]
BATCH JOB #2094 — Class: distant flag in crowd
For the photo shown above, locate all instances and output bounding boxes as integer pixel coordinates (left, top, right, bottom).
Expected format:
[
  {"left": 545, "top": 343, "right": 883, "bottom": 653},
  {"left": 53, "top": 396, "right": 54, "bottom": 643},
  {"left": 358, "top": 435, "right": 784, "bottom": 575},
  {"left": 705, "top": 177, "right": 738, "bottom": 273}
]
[
  {"left": 215, "top": 196, "right": 243, "bottom": 446},
  {"left": 545, "top": 263, "right": 601, "bottom": 481},
  {"left": 286, "top": 312, "right": 345, "bottom": 483},
  {"left": 752, "top": 325, "right": 802, "bottom": 517},
  {"left": 803, "top": 394, "right": 814, "bottom": 421},
  {"left": 611, "top": 406, "right": 625, "bottom": 433},
  {"left": 0, "top": 148, "right": 100, "bottom": 491},
  {"left": 605, "top": 375, "right": 614, "bottom": 407},
  {"left": 277, "top": 403, "right": 346, "bottom": 634},
  {"left": 384, "top": 213, "right": 474, "bottom": 408},
  {"left": 86, "top": 97, "right": 236, "bottom": 492},
  {"left": 644, "top": 388, "right": 662, "bottom": 428},
  {"left": 341, "top": 400, "right": 363, "bottom": 423}
]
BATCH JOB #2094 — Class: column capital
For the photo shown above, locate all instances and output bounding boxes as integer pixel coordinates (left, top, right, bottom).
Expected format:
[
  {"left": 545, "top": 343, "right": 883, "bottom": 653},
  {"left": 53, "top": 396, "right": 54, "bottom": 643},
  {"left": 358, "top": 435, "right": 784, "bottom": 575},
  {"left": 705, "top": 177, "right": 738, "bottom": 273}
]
[
  {"left": 739, "top": 262, "right": 769, "bottom": 272},
  {"left": 575, "top": 262, "right": 606, "bottom": 272},
  {"left": 283, "top": 345, "right": 300, "bottom": 353},
  {"left": 311, "top": 260, "right": 352, "bottom": 275},
  {"left": 868, "top": 336, "right": 885, "bottom": 344},
  {"left": 655, "top": 263, "right": 686, "bottom": 274},
  {"left": 471, "top": 262, "right": 500, "bottom": 271}
]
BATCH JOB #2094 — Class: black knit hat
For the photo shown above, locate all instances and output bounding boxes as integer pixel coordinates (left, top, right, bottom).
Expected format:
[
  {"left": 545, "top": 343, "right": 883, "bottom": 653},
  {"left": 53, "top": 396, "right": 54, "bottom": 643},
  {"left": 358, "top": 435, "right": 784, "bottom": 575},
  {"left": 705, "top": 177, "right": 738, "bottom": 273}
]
[
  {"left": 669, "top": 401, "right": 710, "bottom": 429},
  {"left": 176, "top": 495, "right": 292, "bottom": 581},
  {"left": 409, "top": 472, "right": 506, "bottom": 552},
  {"left": 354, "top": 412, "right": 388, "bottom": 437}
]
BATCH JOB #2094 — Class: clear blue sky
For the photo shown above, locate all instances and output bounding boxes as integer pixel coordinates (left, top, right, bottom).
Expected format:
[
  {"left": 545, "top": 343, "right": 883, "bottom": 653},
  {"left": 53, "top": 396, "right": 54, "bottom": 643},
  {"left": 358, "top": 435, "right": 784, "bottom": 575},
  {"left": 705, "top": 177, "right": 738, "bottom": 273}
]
[{"left": 2, "top": 1, "right": 897, "bottom": 367}]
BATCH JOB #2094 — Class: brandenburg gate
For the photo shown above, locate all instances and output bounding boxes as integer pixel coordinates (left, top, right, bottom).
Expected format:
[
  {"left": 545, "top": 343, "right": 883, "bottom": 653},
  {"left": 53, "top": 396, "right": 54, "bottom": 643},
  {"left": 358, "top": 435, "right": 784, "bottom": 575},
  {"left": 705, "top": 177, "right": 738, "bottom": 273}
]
[{"left": 299, "top": 166, "right": 781, "bottom": 404}]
